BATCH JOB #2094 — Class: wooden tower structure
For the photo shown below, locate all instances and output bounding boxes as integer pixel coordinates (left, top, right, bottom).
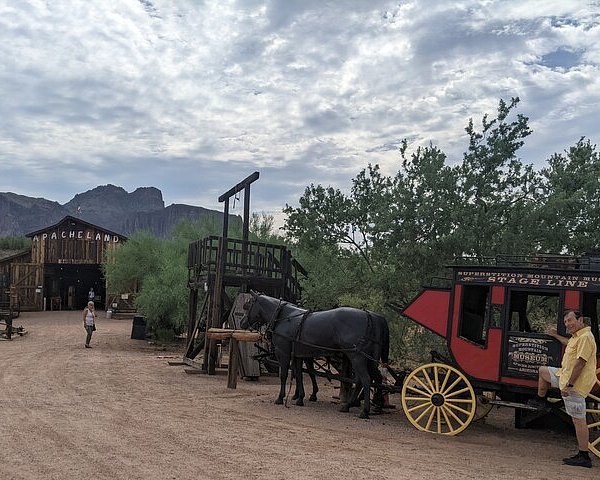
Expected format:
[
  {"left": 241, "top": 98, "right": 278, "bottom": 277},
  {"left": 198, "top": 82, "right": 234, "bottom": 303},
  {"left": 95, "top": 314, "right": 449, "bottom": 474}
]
[{"left": 185, "top": 172, "right": 306, "bottom": 374}]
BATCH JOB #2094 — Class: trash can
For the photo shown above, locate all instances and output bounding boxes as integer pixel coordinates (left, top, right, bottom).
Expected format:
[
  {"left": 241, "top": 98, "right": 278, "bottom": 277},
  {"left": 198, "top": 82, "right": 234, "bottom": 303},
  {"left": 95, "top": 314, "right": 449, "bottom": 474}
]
[
  {"left": 131, "top": 315, "right": 146, "bottom": 340},
  {"left": 106, "top": 309, "right": 113, "bottom": 319}
]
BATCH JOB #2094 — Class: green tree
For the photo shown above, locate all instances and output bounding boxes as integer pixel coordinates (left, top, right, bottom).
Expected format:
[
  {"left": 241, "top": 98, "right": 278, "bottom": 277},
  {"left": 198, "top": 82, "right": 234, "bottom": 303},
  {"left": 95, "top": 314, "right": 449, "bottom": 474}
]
[
  {"left": 537, "top": 138, "right": 600, "bottom": 254},
  {"left": 0, "top": 236, "right": 31, "bottom": 251},
  {"left": 455, "top": 97, "right": 538, "bottom": 257},
  {"left": 103, "top": 217, "right": 229, "bottom": 340},
  {"left": 103, "top": 231, "right": 162, "bottom": 293},
  {"left": 249, "top": 212, "right": 284, "bottom": 244},
  {"left": 134, "top": 243, "right": 189, "bottom": 339},
  {"left": 283, "top": 98, "right": 548, "bottom": 362},
  {"left": 383, "top": 142, "right": 461, "bottom": 290}
]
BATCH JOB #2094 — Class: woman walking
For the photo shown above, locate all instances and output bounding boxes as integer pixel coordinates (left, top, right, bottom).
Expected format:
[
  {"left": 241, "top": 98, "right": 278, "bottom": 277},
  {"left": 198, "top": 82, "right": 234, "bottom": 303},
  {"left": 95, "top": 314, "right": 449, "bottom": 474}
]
[{"left": 83, "top": 301, "right": 97, "bottom": 348}]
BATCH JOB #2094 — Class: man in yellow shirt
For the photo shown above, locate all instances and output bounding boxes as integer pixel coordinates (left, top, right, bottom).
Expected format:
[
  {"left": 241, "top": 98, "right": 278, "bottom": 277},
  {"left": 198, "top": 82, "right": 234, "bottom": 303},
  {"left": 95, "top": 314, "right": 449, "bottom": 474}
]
[{"left": 531, "top": 310, "right": 597, "bottom": 468}]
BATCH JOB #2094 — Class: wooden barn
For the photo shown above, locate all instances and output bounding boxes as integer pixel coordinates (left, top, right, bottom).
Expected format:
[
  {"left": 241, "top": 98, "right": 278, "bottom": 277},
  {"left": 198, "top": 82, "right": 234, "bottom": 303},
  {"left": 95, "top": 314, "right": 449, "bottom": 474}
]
[{"left": 0, "top": 216, "right": 126, "bottom": 311}]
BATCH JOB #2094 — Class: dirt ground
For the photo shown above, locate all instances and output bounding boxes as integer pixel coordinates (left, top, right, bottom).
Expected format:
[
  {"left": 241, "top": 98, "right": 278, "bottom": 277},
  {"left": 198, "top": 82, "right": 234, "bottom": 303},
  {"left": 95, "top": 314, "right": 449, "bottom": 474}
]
[{"left": 0, "top": 311, "right": 596, "bottom": 480}]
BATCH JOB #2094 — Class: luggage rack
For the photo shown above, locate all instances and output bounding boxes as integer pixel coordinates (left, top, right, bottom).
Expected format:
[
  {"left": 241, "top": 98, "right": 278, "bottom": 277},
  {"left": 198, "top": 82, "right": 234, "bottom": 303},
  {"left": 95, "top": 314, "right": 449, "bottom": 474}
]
[{"left": 453, "top": 253, "right": 600, "bottom": 271}]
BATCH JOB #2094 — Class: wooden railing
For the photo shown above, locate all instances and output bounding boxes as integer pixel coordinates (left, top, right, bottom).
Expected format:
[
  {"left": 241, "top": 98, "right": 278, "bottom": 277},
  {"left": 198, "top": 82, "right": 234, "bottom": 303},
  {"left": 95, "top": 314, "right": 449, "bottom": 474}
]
[{"left": 188, "top": 236, "right": 305, "bottom": 301}]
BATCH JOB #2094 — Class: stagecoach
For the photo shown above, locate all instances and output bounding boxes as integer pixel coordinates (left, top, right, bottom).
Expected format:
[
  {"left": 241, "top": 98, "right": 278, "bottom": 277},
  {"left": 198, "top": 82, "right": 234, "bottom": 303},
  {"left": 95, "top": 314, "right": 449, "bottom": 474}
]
[{"left": 400, "top": 254, "right": 600, "bottom": 456}]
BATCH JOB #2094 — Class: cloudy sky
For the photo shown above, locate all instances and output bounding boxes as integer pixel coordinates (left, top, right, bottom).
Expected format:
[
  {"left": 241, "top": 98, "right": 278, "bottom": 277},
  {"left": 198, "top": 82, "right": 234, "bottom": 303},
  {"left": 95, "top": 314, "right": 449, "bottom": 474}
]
[{"left": 1, "top": 0, "right": 599, "bottom": 224}]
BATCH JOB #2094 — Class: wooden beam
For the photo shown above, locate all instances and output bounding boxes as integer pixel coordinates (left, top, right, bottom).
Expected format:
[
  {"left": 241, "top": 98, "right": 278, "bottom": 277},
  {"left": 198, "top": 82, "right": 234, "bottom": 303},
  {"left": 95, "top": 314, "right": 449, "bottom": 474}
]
[
  {"left": 217, "top": 171, "right": 260, "bottom": 203},
  {"left": 184, "top": 368, "right": 204, "bottom": 375},
  {"left": 206, "top": 328, "right": 261, "bottom": 342},
  {"left": 227, "top": 338, "right": 241, "bottom": 389}
]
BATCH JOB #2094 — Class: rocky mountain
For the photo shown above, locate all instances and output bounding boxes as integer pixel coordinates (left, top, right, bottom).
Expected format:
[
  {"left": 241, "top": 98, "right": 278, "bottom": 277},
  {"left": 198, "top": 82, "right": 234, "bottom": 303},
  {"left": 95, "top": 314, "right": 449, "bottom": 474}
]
[
  {"left": 0, "top": 192, "right": 68, "bottom": 236},
  {"left": 0, "top": 185, "right": 238, "bottom": 238}
]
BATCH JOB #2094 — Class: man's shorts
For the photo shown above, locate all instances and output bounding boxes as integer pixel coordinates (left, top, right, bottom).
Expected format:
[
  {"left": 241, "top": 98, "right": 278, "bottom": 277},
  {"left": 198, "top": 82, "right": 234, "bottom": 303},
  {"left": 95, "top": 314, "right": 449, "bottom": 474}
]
[
  {"left": 547, "top": 367, "right": 587, "bottom": 419},
  {"left": 547, "top": 366, "right": 560, "bottom": 388}
]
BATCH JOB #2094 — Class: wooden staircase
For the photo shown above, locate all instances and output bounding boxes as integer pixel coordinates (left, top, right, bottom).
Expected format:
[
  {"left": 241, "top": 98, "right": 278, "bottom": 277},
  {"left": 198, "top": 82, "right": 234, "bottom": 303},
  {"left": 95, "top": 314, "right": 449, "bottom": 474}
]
[{"left": 106, "top": 293, "right": 138, "bottom": 320}]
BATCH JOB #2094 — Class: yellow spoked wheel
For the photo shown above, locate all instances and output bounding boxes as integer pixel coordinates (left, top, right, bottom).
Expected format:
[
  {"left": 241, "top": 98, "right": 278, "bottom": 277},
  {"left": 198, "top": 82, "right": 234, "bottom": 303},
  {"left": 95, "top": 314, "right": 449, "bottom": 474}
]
[
  {"left": 401, "top": 363, "right": 476, "bottom": 435},
  {"left": 587, "top": 368, "right": 600, "bottom": 459}
]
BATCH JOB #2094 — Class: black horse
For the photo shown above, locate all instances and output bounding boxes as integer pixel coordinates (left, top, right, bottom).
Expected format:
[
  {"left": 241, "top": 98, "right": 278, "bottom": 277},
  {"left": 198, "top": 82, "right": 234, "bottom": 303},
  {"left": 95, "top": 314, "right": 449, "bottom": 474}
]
[
  {"left": 292, "top": 359, "right": 319, "bottom": 402},
  {"left": 241, "top": 293, "right": 389, "bottom": 418}
]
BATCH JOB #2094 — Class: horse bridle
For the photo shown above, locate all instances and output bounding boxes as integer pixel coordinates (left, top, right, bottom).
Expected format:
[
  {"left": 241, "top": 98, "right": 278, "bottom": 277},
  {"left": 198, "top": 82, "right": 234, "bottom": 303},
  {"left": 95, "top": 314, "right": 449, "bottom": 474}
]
[{"left": 245, "top": 295, "right": 294, "bottom": 332}]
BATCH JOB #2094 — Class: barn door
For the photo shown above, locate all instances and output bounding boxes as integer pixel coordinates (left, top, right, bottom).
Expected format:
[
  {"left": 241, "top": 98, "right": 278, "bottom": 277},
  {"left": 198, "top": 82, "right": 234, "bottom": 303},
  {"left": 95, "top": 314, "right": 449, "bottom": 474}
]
[{"left": 10, "top": 263, "right": 43, "bottom": 311}]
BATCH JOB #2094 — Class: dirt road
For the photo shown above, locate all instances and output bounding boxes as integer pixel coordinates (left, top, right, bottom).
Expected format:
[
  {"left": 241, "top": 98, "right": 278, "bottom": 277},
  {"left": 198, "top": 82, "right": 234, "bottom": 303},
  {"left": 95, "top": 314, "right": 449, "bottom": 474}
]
[{"left": 0, "top": 311, "right": 594, "bottom": 479}]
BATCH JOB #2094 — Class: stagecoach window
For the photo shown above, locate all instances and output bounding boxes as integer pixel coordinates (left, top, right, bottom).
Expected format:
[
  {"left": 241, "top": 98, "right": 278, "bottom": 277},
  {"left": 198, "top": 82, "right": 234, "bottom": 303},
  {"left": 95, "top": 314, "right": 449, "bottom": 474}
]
[
  {"left": 508, "top": 291, "right": 559, "bottom": 333},
  {"left": 460, "top": 285, "right": 490, "bottom": 345},
  {"left": 581, "top": 293, "right": 600, "bottom": 347}
]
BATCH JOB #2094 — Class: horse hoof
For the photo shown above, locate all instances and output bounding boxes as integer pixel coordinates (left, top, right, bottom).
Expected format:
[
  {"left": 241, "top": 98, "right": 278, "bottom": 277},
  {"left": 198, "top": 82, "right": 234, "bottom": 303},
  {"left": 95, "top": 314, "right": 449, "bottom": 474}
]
[
  {"left": 339, "top": 405, "right": 350, "bottom": 413},
  {"left": 295, "top": 399, "right": 304, "bottom": 406},
  {"left": 309, "top": 395, "right": 317, "bottom": 402},
  {"left": 359, "top": 412, "right": 369, "bottom": 419},
  {"left": 275, "top": 398, "right": 284, "bottom": 405}
]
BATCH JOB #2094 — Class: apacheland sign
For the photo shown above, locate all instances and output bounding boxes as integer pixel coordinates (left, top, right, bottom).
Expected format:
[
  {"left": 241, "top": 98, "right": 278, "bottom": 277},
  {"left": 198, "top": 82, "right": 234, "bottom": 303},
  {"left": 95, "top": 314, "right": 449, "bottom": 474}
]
[{"left": 32, "top": 230, "right": 120, "bottom": 243}]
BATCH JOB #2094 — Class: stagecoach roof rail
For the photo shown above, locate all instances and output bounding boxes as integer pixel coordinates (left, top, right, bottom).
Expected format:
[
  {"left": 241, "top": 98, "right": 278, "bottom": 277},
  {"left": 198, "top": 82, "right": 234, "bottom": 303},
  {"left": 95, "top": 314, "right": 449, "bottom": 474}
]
[
  {"left": 451, "top": 253, "right": 600, "bottom": 271},
  {"left": 425, "top": 276, "right": 453, "bottom": 289}
]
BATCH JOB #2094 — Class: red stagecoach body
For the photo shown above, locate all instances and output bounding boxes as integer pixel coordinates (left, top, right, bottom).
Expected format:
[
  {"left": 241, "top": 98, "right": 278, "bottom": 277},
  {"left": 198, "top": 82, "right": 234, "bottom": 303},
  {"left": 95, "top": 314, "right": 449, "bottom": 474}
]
[{"left": 402, "top": 256, "right": 600, "bottom": 397}]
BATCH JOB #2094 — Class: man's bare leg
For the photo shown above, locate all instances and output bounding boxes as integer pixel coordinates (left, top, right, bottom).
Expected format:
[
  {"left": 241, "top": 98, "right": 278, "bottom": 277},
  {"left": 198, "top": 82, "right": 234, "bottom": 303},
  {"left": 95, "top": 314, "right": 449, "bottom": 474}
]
[{"left": 537, "top": 366, "right": 552, "bottom": 398}]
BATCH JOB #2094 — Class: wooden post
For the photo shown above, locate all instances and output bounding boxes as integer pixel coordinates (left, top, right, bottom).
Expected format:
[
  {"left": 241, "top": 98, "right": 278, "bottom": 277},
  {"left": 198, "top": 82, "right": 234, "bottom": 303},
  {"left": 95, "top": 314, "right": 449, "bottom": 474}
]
[
  {"left": 186, "top": 288, "right": 198, "bottom": 345},
  {"left": 227, "top": 338, "right": 240, "bottom": 389},
  {"left": 221, "top": 198, "right": 229, "bottom": 242},
  {"left": 218, "top": 171, "right": 259, "bottom": 239},
  {"left": 206, "top": 236, "right": 226, "bottom": 375},
  {"left": 241, "top": 184, "right": 251, "bottom": 291}
]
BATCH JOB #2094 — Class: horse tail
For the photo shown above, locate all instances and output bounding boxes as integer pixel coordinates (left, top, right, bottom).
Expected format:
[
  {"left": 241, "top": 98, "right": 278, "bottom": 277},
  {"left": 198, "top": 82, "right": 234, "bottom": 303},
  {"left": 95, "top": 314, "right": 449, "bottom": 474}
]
[
  {"left": 380, "top": 315, "right": 390, "bottom": 366},
  {"left": 367, "top": 311, "right": 390, "bottom": 366}
]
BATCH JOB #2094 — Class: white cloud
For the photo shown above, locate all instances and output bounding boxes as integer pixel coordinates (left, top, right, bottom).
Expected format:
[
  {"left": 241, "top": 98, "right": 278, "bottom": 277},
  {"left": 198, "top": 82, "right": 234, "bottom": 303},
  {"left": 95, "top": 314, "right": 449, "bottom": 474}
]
[{"left": 0, "top": 0, "right": 599, "bottom": 225}]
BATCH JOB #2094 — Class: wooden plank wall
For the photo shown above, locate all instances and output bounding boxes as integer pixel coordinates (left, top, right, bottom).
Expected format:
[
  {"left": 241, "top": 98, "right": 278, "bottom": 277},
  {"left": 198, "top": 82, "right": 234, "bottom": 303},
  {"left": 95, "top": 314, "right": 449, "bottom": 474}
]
[
  {"left": 10, "top": 263, "right": 43, "bottom": 310},
  {"left": 0, "top": 252, "right": 31, "bottom": 275}
]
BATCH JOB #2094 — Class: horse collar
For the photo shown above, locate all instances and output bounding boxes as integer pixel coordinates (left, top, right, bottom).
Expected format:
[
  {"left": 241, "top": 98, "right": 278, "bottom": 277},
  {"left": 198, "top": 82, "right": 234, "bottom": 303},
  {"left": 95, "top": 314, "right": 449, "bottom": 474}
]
[{"left": 268, "top": 300, "right": 287, "bottom": 329}]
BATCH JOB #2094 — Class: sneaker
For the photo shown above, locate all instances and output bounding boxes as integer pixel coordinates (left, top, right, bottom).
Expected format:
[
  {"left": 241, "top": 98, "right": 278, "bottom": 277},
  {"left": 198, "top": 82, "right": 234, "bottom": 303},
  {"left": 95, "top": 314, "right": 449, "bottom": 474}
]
[
  {"left": 562, "top": 452, "right": 581, "bottom": 462},
  {"left": 563, "top": 452, "right": 592, "bottom": 468},
  {"left": 526, "top": 397, "right": 550, "bottom": 410}
]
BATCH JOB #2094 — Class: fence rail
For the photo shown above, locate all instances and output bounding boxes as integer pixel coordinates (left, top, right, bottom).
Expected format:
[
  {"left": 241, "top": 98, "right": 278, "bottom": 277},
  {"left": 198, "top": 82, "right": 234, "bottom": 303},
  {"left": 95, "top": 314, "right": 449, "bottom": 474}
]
[{"left": 188, "top": 236, "right": 305, "bottom": 301}]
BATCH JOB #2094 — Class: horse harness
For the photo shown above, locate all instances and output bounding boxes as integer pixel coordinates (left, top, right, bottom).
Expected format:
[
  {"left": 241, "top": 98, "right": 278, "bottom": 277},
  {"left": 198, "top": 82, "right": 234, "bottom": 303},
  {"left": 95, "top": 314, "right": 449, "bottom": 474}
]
[{"left": 264, "top": 299, "right": 378, "bottom": 359}]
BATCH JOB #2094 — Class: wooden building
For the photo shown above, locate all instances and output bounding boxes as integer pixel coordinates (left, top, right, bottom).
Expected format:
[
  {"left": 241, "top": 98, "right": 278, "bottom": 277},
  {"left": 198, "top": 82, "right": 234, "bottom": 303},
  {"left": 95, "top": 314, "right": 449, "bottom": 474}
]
[{"left": 0, "top": 216, "right": 126, "bottom": 311}]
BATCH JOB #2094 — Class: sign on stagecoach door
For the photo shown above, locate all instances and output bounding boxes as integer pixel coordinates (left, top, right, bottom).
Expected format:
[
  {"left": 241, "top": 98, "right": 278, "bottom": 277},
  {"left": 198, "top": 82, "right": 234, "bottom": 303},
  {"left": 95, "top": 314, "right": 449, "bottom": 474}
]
[{"left": 505, "top": 334, "right": 562, "bottom": 378}]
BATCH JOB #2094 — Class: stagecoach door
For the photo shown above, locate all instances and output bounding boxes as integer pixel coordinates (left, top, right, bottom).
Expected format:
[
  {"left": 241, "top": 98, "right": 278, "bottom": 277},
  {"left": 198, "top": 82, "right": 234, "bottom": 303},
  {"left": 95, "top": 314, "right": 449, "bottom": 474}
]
[
  {"left": 581, "top": 292, "right": 600, "bottom": 348},
  {"left": 500, "top": 289, "right": 563, "bottom": 380}
]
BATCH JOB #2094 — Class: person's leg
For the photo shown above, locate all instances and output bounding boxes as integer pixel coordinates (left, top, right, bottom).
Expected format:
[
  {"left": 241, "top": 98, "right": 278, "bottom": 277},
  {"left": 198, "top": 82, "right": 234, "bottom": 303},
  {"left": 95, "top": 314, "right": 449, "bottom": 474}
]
[
  {"left": 563, "top": 396, "right": 592, "bottom": 467},
  {"left": 85, "top": 325, "right": 93, "bottom": 346},
  {"left": 537, "top": 366, "right": 552, "bottom": 397},
  {"left": 528, "top": 366, "right": 556, "bottom": 409},
  {"left": 573, "top": 416, "right": 590, "bottom": 451}
]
